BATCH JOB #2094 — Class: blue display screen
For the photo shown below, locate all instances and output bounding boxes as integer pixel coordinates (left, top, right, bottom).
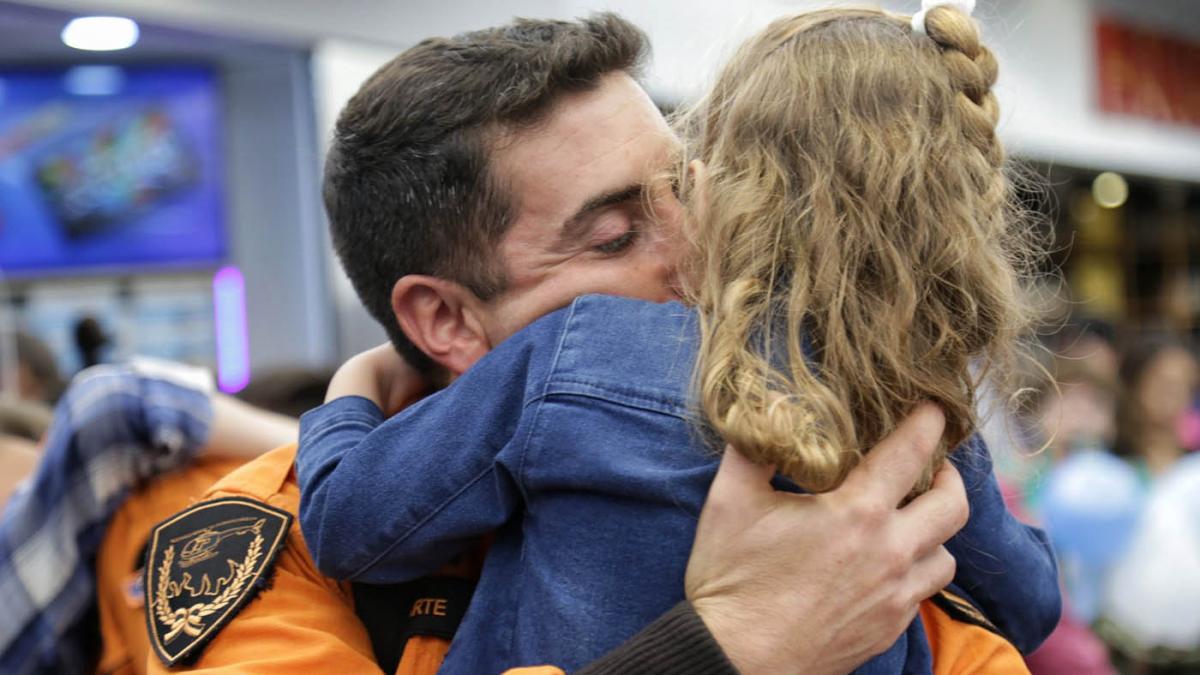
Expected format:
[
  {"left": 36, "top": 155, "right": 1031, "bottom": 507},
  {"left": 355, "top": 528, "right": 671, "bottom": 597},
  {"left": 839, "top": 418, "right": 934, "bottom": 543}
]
[{"left": 0, "top": 65, "right": 225, "bottom": 276}]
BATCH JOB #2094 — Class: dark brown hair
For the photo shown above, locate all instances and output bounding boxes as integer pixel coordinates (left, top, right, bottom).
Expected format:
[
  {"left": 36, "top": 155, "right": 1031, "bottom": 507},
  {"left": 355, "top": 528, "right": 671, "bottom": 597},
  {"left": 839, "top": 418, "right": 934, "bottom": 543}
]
[
  {"left": 324, "top": 13, "right": 648, "bottom": 373},
  {"left": 1115, "top": 334, "right": 1197, "bottom": 457}
]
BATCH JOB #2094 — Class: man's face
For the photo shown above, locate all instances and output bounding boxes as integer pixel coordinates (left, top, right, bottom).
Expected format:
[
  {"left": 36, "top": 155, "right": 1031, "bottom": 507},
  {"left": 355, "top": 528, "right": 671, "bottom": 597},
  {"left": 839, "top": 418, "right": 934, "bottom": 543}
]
[{"left": 478, "top": 72, "right": 683, "bottom": 346}]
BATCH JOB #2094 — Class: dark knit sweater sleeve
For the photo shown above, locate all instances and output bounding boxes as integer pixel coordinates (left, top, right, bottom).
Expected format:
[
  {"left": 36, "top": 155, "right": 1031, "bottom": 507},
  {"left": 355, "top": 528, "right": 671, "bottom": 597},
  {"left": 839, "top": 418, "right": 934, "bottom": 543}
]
[{"left": 574, "top": 602, "right": 739, "bottom": 674}]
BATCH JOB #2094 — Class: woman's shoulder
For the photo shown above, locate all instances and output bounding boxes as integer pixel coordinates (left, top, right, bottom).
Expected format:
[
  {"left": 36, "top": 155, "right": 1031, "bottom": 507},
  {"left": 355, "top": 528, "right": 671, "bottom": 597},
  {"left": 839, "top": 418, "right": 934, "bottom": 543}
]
[
  {"left": 449, "top": 295, "right": 697, "bottom": 418},
  {"left": 507, "top": 294, "right": 695, "bottom": 352},
  {"left": 542, "top": 295, "right": 698, "bottom": 406},
  {"left": 565, "top": 294, "right": 694, "bottom": 332}
]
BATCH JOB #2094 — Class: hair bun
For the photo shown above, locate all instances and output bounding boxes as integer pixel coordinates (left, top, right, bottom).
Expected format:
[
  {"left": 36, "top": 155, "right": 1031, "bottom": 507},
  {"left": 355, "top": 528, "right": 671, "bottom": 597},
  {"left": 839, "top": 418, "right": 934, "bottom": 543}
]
[{"left": 911, "top": 0, "right": 976, "bottom": 36}]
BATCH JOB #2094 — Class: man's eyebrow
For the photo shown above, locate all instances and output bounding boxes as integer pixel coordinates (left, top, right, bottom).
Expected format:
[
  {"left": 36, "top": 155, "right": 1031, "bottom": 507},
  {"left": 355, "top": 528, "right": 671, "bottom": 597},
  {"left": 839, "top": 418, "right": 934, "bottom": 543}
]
[{"left": 560, "top": 183, "right": 645, "bottom": 245}]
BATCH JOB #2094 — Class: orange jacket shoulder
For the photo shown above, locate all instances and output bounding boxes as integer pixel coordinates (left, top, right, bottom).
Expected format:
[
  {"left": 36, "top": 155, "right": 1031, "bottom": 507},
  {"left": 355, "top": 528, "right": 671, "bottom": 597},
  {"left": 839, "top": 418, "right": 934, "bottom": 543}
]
[
  {"left": 97, "top": 457, "right": 245, "bottom": 675},
  {"left": 144, "top": 443, "right": 385, "bottom": 674},
  {"left": 202, "top": 443, "right": 300, "bottom": 507},
  {"left": 921, "top": 595, "right": 1031, "bottom": 675}
]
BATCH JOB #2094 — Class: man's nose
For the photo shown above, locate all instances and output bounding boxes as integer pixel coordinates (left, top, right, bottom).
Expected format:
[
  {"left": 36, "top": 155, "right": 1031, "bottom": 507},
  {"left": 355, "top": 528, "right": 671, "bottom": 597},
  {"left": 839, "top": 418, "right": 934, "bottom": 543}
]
[
  {"left": 644, "top": 184, "right": 687, "bottom": 299},
  {"left": 648, "top": 225, "right": 684, "bottom": 300}
]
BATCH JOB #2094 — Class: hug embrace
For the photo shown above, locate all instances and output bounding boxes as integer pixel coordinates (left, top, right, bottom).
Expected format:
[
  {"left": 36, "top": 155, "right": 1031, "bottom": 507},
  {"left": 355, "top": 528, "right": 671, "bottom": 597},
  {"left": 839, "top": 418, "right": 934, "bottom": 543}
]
[{"left": 296, "top": 1, "right": 1059, "bottom": 673}]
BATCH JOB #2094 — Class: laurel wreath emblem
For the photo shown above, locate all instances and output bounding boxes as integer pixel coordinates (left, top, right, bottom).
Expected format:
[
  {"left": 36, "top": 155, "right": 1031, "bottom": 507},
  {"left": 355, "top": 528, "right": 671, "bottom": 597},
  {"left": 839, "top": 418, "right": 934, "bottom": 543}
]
[{"left": 154, "top": 525, "right": 265, "bottom": 643}]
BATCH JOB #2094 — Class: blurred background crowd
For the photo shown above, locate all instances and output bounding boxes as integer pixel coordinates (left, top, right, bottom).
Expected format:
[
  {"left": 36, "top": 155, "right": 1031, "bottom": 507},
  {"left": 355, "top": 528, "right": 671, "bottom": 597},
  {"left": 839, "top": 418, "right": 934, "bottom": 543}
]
[{"left": 1, "top": 1, "right": 1199, "bottom": 673}]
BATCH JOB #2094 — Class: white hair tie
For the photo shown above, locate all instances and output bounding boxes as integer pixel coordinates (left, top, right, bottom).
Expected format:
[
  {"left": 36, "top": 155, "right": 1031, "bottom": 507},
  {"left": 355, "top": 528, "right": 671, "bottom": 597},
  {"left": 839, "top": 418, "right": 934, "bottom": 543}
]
[{"left": 911, "top": 0, "right": 976, "bottom": 36}]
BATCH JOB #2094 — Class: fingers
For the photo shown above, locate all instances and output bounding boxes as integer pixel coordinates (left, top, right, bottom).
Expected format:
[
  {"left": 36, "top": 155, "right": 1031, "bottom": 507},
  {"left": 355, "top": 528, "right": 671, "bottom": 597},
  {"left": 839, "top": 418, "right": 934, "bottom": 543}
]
[
  {"left": 897, "top": 461, "right": 969, "bottom": 555},
  {"left": 841, "top": 403, "right": 945, "bottom": 506},
  {"left": 907, "top": 544, "right": 957, "bottom": 603},
  {"left": 707, "top": 445, "right": 777, "bottom": 512}
]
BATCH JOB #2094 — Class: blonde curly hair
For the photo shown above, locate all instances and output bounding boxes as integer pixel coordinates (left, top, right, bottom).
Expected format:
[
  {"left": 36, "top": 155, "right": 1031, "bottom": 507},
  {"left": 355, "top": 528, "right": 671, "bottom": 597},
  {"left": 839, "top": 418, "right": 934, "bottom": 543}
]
[{"left": 679, "top": 7, "right": 1043, "bottom": 493}]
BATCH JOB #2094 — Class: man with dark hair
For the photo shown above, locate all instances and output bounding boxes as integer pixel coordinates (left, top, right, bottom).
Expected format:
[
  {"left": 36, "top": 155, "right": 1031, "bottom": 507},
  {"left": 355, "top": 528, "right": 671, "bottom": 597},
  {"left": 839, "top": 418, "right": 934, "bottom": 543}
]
[
  {"left": 145, "top": 15, "right": 968, "bottom": 675},
  {"left": 325, "top": 15, "right": 677, "bottom": 383}
]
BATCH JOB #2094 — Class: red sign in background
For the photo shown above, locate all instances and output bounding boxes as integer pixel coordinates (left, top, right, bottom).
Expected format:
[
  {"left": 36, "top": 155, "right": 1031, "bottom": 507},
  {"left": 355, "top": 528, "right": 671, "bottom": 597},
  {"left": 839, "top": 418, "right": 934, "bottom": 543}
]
[{"left": 1096, "top": 15, "right": 1200, "bottom": 129}]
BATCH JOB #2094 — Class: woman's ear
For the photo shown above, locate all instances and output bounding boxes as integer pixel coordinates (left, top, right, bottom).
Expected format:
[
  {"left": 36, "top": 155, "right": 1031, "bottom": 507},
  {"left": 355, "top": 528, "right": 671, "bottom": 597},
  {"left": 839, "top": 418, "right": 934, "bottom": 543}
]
[{"left": 390, "top": 276, "right": 493, "bottom": 377}]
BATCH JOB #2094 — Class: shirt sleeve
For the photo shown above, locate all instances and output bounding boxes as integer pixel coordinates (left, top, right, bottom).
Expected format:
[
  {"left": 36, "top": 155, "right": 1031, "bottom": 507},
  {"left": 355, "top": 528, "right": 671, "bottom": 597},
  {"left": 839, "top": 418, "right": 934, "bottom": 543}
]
[
  {"left": 296, "top": 330, "right": 554, "bottom": 584},
  {"left": 500, "top": 602, "right": 737, "bottom": 675},
  {"left": 0, "top": 363, "right": 213, "bottom": 673},
  {"left": 946, "top": 435, "right": 1062, "bottom": 654}
]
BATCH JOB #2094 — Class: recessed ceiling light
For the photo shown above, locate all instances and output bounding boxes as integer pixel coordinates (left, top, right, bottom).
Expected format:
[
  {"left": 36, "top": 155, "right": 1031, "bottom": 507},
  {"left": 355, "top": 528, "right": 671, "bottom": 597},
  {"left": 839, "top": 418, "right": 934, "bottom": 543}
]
[
  {"left": 1092, "top": 172, "right": 1129, "bottom": 209},
  {"left": 61, "top": 16, "right": 140, "bottom": 52}
]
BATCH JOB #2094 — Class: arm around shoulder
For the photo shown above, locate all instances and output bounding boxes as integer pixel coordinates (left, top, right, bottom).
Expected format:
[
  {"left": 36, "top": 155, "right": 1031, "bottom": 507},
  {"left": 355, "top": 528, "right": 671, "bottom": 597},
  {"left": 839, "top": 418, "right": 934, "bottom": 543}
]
[{"left": 295, "top": 332, "right": 549, "bottom": 584}]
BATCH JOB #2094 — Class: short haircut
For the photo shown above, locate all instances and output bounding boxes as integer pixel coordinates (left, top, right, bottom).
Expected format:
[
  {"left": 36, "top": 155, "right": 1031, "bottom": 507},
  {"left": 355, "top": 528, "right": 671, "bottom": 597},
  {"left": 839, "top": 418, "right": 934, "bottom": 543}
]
[{"left": 323, "top": 13, "right": 649, "bottom": 373}]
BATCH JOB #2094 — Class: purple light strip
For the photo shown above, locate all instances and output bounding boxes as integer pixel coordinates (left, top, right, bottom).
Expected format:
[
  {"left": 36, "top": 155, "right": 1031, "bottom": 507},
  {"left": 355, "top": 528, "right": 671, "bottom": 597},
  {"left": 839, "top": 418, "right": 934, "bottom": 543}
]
[{"left": 213, "top": 266, "right": 250, "bottom": 393}]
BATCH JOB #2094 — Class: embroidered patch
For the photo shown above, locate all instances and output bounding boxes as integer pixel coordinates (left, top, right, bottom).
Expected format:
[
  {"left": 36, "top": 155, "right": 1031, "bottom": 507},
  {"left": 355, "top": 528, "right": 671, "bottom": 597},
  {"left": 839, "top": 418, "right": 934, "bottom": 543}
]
[{"left": 144, "top": 497, "right": 292, "bottom": 666}]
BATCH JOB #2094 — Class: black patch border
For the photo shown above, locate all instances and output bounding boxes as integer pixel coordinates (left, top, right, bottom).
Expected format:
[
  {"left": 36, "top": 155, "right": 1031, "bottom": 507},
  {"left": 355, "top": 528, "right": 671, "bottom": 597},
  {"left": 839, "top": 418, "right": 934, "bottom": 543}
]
[{"left": 144, "top": 496, "right": 292, "bottom": 667}]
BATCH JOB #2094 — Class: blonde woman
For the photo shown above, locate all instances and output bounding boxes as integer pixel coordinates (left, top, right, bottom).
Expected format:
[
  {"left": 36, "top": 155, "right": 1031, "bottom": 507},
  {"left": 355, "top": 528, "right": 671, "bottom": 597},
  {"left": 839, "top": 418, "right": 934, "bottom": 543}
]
[{"left": 297, "top": 4, "right": 1058, "bottom": 672}]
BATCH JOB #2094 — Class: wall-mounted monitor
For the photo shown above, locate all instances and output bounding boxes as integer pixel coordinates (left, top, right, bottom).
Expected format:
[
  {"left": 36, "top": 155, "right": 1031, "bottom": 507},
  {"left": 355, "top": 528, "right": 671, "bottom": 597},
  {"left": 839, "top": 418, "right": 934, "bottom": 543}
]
[{"left": 0, "top": 65, "right": 225, "bottom": 277}]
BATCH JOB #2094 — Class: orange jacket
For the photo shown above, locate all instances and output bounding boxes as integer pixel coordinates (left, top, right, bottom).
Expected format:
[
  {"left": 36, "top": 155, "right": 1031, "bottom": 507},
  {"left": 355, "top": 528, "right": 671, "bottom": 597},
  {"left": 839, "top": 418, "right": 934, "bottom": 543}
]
[
  {"left": 96, "top": 457, "right": 245, "bottom": 675},
  {"left": 134, "top": 445, "right": 500, "bottom": 675},
  {"left": 139, "top": 444, "right": 389, "bottom": 674},
  {"left": 921, "top": 593, "right": 1029, "bottom": 675},
  {"left": 132, "top": 444, "right": 1025, "bottom": 675}
]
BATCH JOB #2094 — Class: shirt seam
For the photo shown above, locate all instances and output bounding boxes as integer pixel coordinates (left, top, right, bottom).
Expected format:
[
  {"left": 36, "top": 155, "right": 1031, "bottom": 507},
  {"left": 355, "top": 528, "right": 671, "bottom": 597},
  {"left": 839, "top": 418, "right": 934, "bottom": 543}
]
[
  {"left": 348, "top": 463, "right": 497, "bottom": 579},
  {"left": 518, "top": 302, "right": 579, "bottom": 484},
  {"left": 310, "top": 411, "right": 383, "bottom": 429},
  {"left": 499, "top": 302, "right": 578, "bottom": 666},
  {"left": 523, "top": 390, "right": 692, "bottom": 423},
  {"left": 543, "top": 378, "right": 690, "bottom": 417}
]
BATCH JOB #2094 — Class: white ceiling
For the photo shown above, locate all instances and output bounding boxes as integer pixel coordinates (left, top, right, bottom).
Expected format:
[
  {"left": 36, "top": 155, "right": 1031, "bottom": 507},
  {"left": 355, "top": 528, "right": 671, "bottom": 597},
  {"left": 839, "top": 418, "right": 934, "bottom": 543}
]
[
  {"left": 0, "top": 0, "right": 299, "bottom": 64},
  {"left": 5, "top": 0, "right": 1198, "bottom": 52},
  {"left": 4, "top": 1, "right": 1198, "bottom": 86},
  {"left": 0, "top": 0, "right": 564, "bottom": 53},
  {"left": 3, "top": 0, "right": 1197, "bottom": 180}
]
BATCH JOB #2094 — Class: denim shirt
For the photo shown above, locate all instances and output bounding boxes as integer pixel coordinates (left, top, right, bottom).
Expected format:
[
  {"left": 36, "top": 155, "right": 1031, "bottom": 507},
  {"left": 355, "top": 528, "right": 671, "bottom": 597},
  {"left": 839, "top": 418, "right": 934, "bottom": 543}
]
[{"left": 297, "top": 295, "right": 1059, "bottom": 674}]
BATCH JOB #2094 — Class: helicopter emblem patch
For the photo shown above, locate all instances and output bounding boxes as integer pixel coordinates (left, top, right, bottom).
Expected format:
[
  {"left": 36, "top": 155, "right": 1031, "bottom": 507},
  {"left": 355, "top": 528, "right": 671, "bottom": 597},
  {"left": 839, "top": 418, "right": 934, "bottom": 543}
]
[{"left": 144, "top": 497, "right": 292, "bottom": 666}]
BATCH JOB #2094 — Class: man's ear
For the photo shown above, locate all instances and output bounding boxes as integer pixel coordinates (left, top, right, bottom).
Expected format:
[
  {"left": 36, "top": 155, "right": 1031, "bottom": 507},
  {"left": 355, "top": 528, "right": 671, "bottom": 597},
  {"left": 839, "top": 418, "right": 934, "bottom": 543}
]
[{"left": 390, "top": 275, "right": 492, "bottom": 377}]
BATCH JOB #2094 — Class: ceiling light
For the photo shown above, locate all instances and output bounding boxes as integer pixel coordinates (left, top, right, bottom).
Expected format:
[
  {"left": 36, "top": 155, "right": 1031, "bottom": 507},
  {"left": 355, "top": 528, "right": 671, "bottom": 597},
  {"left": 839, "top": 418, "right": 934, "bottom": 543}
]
[
  {"left": 61, "top": 16, "right": 140, "bottom": 52},
  {"left": 1092, "top": 172, "right": 1129, "bottom": 209}
]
